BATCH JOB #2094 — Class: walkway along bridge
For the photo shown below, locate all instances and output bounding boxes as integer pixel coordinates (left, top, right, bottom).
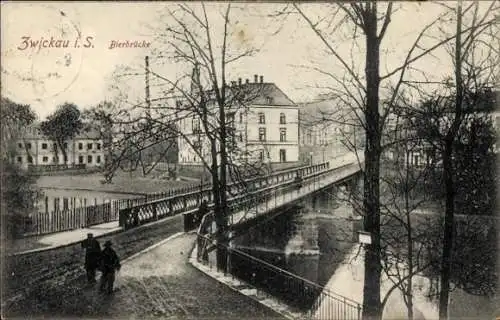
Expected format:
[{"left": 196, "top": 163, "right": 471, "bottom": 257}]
[{"left": 119, "top": 155, "right": 365, "bottom": 319}]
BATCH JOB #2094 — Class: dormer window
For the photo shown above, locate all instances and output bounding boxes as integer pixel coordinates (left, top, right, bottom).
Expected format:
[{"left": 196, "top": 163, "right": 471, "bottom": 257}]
[{"left": 266, "top": 96, "right": 274, "bottom": 104}]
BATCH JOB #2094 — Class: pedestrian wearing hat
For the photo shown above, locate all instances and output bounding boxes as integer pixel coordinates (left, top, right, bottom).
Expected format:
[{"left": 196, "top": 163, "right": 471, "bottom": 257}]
[
  {"left": 81, "top": 233, "right": 102, "bottom": 284},
  {"left": 99, "top": 240, "right": 121, "bottom": 294}
]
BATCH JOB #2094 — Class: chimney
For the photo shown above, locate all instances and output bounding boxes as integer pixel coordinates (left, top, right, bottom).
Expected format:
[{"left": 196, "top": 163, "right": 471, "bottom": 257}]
[
  {"left": 254, "top": 74, "right": 258, "bottom": 83},
  {"left": 238, "top": 78, "right": 242, "bottom": 86},
  {"left": 260, "top": 75, "right": 264, "bottom": 83},
  {"left": 245, "top": 79, "right": 249, "bottom": 84}
]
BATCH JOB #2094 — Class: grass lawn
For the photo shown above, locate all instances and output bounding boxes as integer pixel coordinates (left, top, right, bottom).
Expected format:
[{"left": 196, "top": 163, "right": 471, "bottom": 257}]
[{"left": 37, "top": 169, "right": 199, "bottom": 195}]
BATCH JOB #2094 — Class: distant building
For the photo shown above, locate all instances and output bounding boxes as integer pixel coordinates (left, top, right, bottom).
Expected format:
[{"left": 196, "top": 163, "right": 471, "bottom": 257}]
[
  {"left": 14, "top": 124, "right": 105, "bottom": 169},
  {"left": 299, "top": 97, "right": 364, "bottom": 164},
  {"left": 177, "top": 75, "right": 300, "bottom": 166},
  {"left": 384, "top": 88, "right": 499, "bottom": 168}
]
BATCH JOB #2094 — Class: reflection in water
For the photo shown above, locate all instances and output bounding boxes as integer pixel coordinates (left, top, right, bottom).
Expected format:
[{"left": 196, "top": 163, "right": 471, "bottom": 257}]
[{"left": 231, "top": 205, "right": 357, "bottom": 310}]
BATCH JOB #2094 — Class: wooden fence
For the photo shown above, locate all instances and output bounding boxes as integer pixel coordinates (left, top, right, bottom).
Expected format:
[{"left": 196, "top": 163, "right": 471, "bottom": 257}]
[{"left": 20, "top": 181, "right": 212, "bottom": 237}]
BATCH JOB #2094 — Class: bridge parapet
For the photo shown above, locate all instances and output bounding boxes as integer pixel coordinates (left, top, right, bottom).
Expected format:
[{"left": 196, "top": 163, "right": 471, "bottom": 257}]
[
  {"left": 197, "top": 160, "right": 363, "bottom": 238},
  {"left": 119, "top": 162, "right": 332, "bottom": 230}
]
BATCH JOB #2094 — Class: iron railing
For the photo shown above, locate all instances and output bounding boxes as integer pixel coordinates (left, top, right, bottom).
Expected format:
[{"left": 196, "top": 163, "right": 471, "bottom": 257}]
[
  {"left": 196, "top": 232, "right": 362, "bottom": 320},
  {"left": 119, "top": 162, "right": 334, "bottom": 229}
]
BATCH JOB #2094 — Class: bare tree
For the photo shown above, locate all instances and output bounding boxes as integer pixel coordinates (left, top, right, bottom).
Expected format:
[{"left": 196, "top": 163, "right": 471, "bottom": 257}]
[
  {"left": 278, "top": 1, "right": 500, "bottom": 317},
  {"left": 103, "top": 3, "right": 275, "bottom": 271},
  {"left": 288, "top": 3, "right": 463, "bottom": 318},
  {"left": 438, "top": 2, "right": 498, "bottom": 317}
]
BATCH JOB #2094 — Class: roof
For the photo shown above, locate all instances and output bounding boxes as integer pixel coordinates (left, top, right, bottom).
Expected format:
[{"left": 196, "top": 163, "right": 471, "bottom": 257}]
[
  {"left": 21, "top": 123, "right": 102, "bottom": 140},
  {"left": 181, "top": 82, "right": 296, "bottom": 108},
  {"left": 237, "top": 83, "right": 296, "bottom": 106},
  {"left": 299, "top": 99, "right": 359, "bottom": 126}
]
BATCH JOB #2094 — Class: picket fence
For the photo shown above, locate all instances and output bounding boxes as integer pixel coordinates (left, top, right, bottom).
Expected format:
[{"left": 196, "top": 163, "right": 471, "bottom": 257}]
[{"left": 21, "top": 182, "right": 212, "bottom": 237}]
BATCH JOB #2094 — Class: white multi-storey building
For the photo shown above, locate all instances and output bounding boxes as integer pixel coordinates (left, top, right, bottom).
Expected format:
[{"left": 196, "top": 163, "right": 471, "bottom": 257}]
[
  {"left": 14, "top": 124, "right": 105, "bottom": 169},
  {"left": 177, "top": 75, "right": 299, "bottom": 166},
  {"left": 299, "top": 97, "right": 364, "bottom": 164}
]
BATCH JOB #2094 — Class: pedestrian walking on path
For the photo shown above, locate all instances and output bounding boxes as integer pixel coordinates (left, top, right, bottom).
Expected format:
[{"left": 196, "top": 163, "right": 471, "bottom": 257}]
[
  {"left": 99, "top": 240, "right": 121, "bottom": 294},
  {"left": 81, "top": 233, "right": 102, "bottom": 284},
  {"left": 196, "top": 200, "right": 209, "bottom": 225}
]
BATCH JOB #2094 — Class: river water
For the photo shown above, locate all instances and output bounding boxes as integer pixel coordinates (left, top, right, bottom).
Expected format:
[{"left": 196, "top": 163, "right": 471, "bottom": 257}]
[{"left": 229, "top": 202, "right": 360, "bottom": 311}]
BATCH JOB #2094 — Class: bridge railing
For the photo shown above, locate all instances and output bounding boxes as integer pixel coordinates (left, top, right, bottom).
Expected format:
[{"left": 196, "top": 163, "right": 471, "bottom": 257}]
[
  {"left": 195, "top": 231, "right": 362, "bottom": 320},
  {"left": 119, "top": 162, "right": 332, "bottom": 229}
]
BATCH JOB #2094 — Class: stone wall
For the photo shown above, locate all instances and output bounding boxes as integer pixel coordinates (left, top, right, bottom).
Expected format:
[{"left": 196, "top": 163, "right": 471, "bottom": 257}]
[{"left": 2, "top": 214, "right": 183, "bottom": 312}]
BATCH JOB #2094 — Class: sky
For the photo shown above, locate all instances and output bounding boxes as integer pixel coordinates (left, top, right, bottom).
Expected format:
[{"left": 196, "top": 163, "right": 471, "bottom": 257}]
[{"left": 1, "top": 1, "right": 493, "bottom": 120}]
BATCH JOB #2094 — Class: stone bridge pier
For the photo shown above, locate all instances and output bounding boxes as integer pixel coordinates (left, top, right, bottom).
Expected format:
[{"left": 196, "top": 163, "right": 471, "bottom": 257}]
[{"left": 302, "top": 171, "right": 364, "bottom": 219}]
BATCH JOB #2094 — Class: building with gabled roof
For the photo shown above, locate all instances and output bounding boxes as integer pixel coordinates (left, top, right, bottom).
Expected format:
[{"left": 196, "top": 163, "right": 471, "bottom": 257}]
[
  {"left": 14, "top": 123, "right": 105, "bottom": 169},
  {"left": 177, "top": 74, "right": 300, "bottom": 167}
]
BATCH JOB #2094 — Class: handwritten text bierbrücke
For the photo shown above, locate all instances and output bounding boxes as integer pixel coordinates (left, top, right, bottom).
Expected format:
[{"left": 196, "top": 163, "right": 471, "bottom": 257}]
[{"left": 108, "top": 40, "right": 151, "bottom": 49}]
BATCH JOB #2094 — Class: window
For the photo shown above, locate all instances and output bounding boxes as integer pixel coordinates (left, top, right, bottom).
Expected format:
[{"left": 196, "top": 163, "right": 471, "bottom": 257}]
[
  {"left": 280, "top": 128, "right": 287, "bottom": 142},
  {"left": 280, "top": 113, "right": 286, "bottom": 124},
  {"left": 53, "top": 143, "right": 57, "bottom": 150},
  {"left": 259, "top": 150, "right": 265, "bottom": 161},
  {"left": 176, "top": 100, "right": 183, "bottom": 109},
  {"left": 63, "top": 155, "right": 67, "bottom": 162},
  {"left": 193, "top": 141, "right": 202, "bottom": 152},
  {"left": 78, "top": 143, "right": 83, "bottom": 150},
  {"left": 239, "top": 132, "right": 243, "bottom": 142},
  {"left": 87, "top": 155, "right": 92, "bottom": 163},
  {"left": 96, "top": 143, "right": 101, "bottom": 150},
  {"left": 227, "top": 112, "right": 235, "bottom": 127},
  {"left": 63, "top": 142, "right": 68, "bottom": 149},
  {"left": 97, "top": 155, "right": 101, "bottom": 163},
  {"left": 18, "top": 143, "right": 23, "bottom": 149},
  {"left": 239, "top": 112, "right": 243, "bottom": 123},
  {"left": 266, "top": 96, "right": 274, "bottom": 104},
  {"left": 87, "top": 143, "right": 93, "bottom": 150},
  {"left": 258, "top": 112, "right": 265, "bottom": 124},
  {"left": 259, "top": 128, "right": 266, "bottom": 141},
  {"left": 79, "top": 156, "right": 84, "bottom": 164},
  {"left": 27, "top": 156, "right": 33, "bottom": 164},
  {"left": 54, "top": 198, "right": 60, "bottom": 212},
  {"left": 279, "top": 149, "right": 287, "bottom": 162},
  {"left": 192, "top": 117, "right": 201, "bottom": 133},
  {"left": 26, "top": 143, "right": 32, "bottom": 149},
  {"left": 43, "top": 156, "right": 48, "bottom": 163},
  {"left": 17, "top": 156, "right": 22, "bottom": 163},
  {"left": 53, "top": 156, "right": 57, "bottom": 163},
  {"left": 42, "top": 143, "right": 48, "bottom": 150}
]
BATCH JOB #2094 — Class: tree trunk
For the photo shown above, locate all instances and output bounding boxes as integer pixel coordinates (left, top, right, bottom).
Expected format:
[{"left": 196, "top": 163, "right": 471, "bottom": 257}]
[
  {"left": 439, "top": 2, "right": 462, "bottom": 318},
  {"left": 58, "top": 140, "right": 68, "bottom": 165},
  {"left": 405, "top": 144, "right": 414, "bottom": 320},
  {"left": 210, "top": 135, "right": 227, "bottom": 272},
  {"left": 439, "top": 140, "right": 454, "bottom": 319},
  {"left": 103, "top": 121, "right": 114, "bottom": 182},
  {"left": 216, "top": 97, "right": 229, "bottom": 273},
  {"left": 362, "top": 4, "right": 383, "bottom": 319}
]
